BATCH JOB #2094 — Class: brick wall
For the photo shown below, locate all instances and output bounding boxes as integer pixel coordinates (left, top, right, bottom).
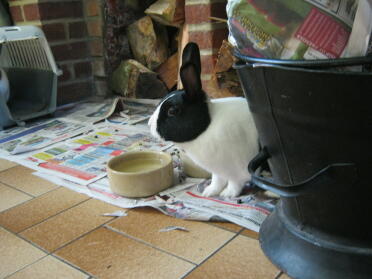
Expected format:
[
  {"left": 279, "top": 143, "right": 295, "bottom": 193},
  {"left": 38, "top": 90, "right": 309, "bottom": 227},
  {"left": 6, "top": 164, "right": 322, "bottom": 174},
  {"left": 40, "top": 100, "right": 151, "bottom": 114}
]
[
  {"left": 184, "top": 0, "right": 228, "bottom": 90},
  {"left": 7, "top": 0, "right": 229, "bottom": 102},
  {"left": 8, "top": 0, "right": 105, "bottom": 105}
]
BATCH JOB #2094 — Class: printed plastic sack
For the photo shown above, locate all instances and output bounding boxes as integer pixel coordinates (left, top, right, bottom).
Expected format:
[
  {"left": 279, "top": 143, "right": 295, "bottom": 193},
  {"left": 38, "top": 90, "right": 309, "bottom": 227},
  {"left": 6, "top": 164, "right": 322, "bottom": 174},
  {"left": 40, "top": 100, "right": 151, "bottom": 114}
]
[{"left": 227, "top": 0, "right": 358, "bottom": 60}]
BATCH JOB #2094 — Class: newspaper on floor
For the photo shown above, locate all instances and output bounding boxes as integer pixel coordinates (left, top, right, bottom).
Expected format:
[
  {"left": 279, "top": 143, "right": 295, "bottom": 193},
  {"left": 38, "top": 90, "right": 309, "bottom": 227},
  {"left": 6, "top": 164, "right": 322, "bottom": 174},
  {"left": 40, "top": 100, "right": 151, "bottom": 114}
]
[
  {"left": 106, "top": 98, "right": 160, "bottom": 125},
  {"left": 18, "top": 124, "right": 172, "bottom": 185},
  {"left": 34, "top": 168, "right": 276, "bottom": 232},
  {"left": 55, "top": 97, "right": 124, "bottom": 123},
  {"left": 0, "top": 119, "right": 92, "bottom": 155},
  {"left": 0, "top": 97, "right": 123, "bottom": 155},
  {"left": 1, "top": 98, "right": 277, "bottom": 231}
]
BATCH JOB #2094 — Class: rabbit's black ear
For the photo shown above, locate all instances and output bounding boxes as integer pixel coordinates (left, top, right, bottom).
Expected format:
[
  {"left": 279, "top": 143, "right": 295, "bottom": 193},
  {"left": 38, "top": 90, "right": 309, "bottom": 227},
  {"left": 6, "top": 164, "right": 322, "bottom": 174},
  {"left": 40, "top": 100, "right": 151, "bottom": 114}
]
[
  {"left": 180, "top": 62, "right": 203, "bottom": 101},
  {"left": 182, "top": 42, "right": 201, "bottom": 76}
]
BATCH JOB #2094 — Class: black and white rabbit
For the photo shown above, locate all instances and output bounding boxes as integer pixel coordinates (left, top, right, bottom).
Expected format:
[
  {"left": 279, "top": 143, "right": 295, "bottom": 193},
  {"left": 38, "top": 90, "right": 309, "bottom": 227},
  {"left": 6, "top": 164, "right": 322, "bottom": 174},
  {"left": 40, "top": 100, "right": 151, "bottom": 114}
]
[{"left": 148, "top": 42, "right": 258, "bottom": 197}]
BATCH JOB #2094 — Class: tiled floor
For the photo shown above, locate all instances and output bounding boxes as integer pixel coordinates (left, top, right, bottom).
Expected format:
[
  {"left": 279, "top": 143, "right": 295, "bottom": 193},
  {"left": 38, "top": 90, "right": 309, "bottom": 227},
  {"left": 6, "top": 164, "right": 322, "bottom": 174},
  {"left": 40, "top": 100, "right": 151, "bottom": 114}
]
[{"left": 0, "top": 158, "right": 290, "bottom": 279}]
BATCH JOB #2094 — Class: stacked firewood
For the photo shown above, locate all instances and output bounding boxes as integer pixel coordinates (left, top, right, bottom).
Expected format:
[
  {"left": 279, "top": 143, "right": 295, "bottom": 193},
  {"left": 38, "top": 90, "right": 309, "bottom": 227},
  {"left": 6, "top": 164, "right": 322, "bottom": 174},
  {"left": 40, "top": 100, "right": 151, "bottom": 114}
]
[
  {"left": 109, "top": 0, "right": 242, "bottom": 99},
  {"left": 110, "top": 0, "right": 183, "bottom": 99}
]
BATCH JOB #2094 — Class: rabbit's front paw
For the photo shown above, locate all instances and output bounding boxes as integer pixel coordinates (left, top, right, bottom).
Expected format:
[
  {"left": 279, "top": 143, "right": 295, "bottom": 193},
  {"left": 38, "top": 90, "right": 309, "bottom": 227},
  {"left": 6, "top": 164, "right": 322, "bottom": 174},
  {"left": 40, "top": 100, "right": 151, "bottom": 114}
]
[
  {"left": 220, "top": 182, "right": 243, "bottom": 198},
  {"left": 220, "top": 187, "right": 240, "bottom": 198}
]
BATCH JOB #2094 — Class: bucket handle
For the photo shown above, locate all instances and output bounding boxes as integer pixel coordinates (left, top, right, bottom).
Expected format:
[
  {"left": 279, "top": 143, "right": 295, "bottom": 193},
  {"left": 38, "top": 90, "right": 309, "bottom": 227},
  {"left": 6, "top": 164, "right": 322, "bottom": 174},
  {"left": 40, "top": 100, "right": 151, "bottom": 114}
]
[{"left": 248, "top": 147, "right": 356, "bottom": 197}]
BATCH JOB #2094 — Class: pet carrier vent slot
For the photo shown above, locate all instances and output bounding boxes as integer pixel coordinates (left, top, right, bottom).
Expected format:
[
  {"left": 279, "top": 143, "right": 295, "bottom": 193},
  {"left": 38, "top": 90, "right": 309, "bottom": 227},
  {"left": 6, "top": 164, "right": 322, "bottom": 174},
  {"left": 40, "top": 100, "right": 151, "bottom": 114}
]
[{"left": 0, "top": 38, "right": 51, "bottom": 71}]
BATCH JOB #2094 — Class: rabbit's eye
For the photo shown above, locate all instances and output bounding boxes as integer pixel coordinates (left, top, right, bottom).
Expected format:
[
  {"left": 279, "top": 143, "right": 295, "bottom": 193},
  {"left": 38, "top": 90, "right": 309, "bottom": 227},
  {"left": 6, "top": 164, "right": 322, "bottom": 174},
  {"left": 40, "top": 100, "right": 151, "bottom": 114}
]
[{"left": 167, "top": 106, "right": 180, "bottom": 117}]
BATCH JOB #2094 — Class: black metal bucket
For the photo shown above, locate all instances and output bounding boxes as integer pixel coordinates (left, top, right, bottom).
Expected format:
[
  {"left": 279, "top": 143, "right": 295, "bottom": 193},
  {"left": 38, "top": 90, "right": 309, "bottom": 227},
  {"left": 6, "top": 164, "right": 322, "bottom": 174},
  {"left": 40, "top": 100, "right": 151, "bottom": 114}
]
[{"left": 234, "top": 53, "right": 372, "bottom": 279}]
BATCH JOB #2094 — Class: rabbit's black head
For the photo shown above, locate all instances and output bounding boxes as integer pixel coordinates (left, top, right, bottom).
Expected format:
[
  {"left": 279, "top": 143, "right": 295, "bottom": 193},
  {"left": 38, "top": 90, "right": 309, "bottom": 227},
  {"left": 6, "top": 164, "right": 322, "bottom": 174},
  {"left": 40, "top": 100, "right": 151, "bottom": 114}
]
[{"left": 149, "top": 42, "right": 211, "bottom": 143}]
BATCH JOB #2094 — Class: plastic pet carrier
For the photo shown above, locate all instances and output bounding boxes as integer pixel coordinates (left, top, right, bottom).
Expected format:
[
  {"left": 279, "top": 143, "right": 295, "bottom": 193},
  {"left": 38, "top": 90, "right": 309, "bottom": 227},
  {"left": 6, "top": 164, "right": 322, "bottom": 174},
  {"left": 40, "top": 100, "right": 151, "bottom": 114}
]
[{"left": 0, "top": 25, "right": 60, "bottom": 130}]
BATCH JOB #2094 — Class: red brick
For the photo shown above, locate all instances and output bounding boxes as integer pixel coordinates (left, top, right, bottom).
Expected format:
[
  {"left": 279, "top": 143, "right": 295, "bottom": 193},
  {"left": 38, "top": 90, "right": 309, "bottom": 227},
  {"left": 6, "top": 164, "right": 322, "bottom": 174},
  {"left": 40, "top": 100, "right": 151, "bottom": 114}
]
[
  {"left": 51, "top": 42, "right": 89, "bottom": 62},
  {"left": 9, "top": 6, "right": 23, "bottom": 22},
  {"left": 201, "top": 54, "right": 217, "bottom": 75},
  {"left": 92, "top": 59, "right": 105, "bottom": 76},
  {"left": 94, "top": 79, "right": 108, "bottom": 97},
  {"left": 24, "top": 4, "right": 40, "bottom": 21},
  {"left": 69, "top": 21, "right": 87, "bottom": 39},
  {"left": 185, "top": 3, "right": 227, "bottom": 24},
  {"left": 188, "top": 28, "right": 228, "bottom": 50},
  {"left": 86, "top": 0, "right": 100, "bottom": 17},
  {"left": 58, "top": 64, "right": 71, "bottom": 82},
  {"left": 87, "top": 20, "right": 102, "bottom": 37},
  {"left": 38, "top": 1, "right": 83, "bottom": 20},
  {"left": 89, "top": 39, "right": 103, "bottom": 56},
  {"left": 57, "top": 81, "right": 93, "bottom": 105},
  {"left": 74, "top": 62, "right": 92, "bottom": 78},
  {"left": 211, "top": 2, "right": 228, "bottom": 20},
  {"left": 42, "top": 23, "right": 66, "bottom": 42}
]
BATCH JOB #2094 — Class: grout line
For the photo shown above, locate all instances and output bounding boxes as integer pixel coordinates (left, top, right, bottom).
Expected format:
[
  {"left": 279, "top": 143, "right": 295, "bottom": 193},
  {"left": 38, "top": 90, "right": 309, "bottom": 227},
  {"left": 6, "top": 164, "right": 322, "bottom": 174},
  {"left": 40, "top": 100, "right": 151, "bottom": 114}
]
[
  {"left": 0, "top": 172, "right": 63, "bottom": 199},
  {"left": 104, "top": 225, "right": 198, "bottom": 266},
  {"left": 1, "top": 224, "right": 50, "bottom": 254},
  {"left": 0, "top": 225, "right": 50, "bottom": 278},
  {"left": 50, "top": 254, "right": 94, "bottom": 278},
  {"left": 49, "top": 37, "right": 102, "bottom": 47},
  {"left": 0, "top": 165, "right": 18, "bottom": 173},
  {"left": 208, "top": 223, "right": 245, "bottom": 234},
  {"left": 1, "top": 220, "right": 97, "bottom": 278},
  {"left": 0, "top": 183, "right": 35, "bottom": 199},
  {"left": 0, "top": 185, "right": 66, "bottom": 215},
  {"left": 3, "top": 254, "right": 50, "bottom": 279},
  {"left": 180, "top": 232, "right": 240, "bottom": 279},
  {"left": 0, "top": 196, "right": 34, "bottom": 214},
  {"left": 59, "top": 76, "right": 94, "bottom": 86},
  {"left": 274, "top": 270, "right": 284, "bottom": 279},
  {"left": 16, "top": 198, "right": 91, "bottom": 234},
  {"left": 48, "top": 219, "right": 127, "bottom": 278},
  {"left": 0, "top": 180, "right": 37, "bottom": 198},
  {"left": 51, "top": 217, "right": 119, "bottom": 254}
]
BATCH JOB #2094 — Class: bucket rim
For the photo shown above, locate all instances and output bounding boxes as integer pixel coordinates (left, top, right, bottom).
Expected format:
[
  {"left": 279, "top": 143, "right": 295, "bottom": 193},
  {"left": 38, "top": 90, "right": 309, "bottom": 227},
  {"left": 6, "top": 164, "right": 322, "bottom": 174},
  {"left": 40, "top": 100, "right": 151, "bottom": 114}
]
[
  {"left": 233, "top": 50, "right": 372, "bottom": 68},
  {"left": 233, "top": 60, "right": 372, "bottom": 75}
]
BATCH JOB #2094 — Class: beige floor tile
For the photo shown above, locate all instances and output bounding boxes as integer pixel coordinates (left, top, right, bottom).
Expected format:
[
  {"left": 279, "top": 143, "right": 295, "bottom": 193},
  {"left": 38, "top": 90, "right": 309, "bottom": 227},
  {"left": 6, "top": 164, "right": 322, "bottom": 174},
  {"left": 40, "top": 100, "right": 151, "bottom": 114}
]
[
  {"left": 56, "top": 227, "right": 195, "bottom": 279},
  {"left": 210, "top": 221, "right": 243, "bottom": 233},
  {"left": 0, "top": 182, "right": 32, "bottom": 212},
  {"left": 0, "top": 159, "right": 17, "bottom": 172},
  {"left": 0, "top": 187, "right": 89, "bottom": 233},
  {"left": 0, "top": 165, "right": 58, "bottom": 196},
  {"left": 184, "top": 235, "right": 279, "bottom": 279},
  {"left": 20, "top": 199, "right": 122, "bottom": 252},
  {"left": 240, "top": 228, "right": 259, "bottom": 239},
  {"left": 107, "top": 207, "right": 235, "bottom": 264},
  {"left": 7, "top": 255, "right": 89, "bottom": 279},
  {"left": 0, "top": 227, "right": 46, "bottom": 278}
]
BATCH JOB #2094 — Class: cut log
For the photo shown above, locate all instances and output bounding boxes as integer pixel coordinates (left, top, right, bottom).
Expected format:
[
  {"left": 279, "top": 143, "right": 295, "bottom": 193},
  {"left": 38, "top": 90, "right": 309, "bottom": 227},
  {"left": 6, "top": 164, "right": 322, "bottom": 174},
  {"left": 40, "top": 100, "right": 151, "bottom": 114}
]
[
  {"left": 145, "top": 0, "right": 185, "bottom": 27},
  {"left": 214, "top": 40, "right": 236, "bottom": 73},
  {"left": 155, "top": 53, "right": 178, "bottom": 90},
  {"left": 110, "top": 59, "right": 168, "bottom": 99},
  {"left": 212, "top": 40, "right": 243, "bottom": 97},
  {"left": 127, "top": 16, "right": 169, "bottom": 70},
  {"left": 215, "top": 70, "right": 243, "bottom": 97}
]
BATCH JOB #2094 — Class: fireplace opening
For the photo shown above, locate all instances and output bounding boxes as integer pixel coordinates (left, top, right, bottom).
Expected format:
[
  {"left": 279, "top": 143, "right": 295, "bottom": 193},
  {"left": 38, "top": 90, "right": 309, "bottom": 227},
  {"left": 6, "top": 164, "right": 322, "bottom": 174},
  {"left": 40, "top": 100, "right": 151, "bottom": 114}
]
[{"left": 7, "top": 0, "right": 242, "bottom": 105}]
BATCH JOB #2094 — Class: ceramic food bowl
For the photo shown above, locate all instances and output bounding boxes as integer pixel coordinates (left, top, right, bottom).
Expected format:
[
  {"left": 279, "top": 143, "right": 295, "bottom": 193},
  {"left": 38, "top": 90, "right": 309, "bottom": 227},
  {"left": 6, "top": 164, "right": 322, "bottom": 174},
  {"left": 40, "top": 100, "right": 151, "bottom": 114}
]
[{"left": 107, "top": 150, "right": 173, "bottom": 198}]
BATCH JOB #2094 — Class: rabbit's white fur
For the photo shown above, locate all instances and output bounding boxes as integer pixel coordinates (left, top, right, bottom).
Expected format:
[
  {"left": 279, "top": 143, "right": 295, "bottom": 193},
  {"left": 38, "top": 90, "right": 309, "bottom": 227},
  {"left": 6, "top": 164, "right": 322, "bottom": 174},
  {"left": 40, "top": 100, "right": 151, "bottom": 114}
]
[{"left": 149, "top": 96, "right": 258, "bottom": 197}]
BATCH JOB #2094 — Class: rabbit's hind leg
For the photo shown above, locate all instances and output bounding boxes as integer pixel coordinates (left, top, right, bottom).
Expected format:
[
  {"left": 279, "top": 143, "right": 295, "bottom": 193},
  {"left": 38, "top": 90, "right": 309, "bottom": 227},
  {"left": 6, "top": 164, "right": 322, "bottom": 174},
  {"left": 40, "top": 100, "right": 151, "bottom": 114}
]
[{"left": 220, "top": 180, "right": 245, "bottom": 198}]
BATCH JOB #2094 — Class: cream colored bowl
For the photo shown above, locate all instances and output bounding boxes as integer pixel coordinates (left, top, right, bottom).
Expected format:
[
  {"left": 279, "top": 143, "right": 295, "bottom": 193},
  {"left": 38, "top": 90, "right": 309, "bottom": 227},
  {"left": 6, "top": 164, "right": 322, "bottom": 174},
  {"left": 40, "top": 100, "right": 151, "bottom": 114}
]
[{"left": 107, "top": 151, "right": 173, "bottom": 198}]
